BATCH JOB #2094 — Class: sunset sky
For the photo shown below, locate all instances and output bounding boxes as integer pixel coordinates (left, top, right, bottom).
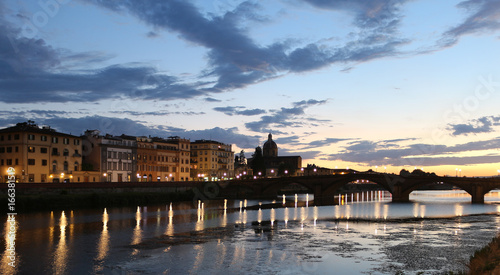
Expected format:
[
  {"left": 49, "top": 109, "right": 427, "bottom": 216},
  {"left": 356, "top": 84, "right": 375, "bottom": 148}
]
[{"left": 1, "top": 0, "right": 500, "bottom": 176}]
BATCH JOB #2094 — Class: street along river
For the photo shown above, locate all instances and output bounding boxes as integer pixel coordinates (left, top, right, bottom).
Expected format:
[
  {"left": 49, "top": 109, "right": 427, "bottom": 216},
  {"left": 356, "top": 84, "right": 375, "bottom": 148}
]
[{"left": 3, "top": 190, "right": 500, "bottom": 274}]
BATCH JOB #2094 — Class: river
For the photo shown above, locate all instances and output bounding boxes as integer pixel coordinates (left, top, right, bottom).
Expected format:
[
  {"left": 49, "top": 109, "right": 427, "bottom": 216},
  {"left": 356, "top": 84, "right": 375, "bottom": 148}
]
[{"left": 2, "top": 190, "right": 500, "bottom": 274}]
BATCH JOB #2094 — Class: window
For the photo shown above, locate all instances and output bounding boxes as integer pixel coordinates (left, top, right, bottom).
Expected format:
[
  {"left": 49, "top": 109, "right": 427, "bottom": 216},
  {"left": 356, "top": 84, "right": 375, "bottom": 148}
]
[
  {"left": 0, "top": 147, "right": 4, "bottom": 153},
  {"left": 74, "top": 162, "right": 79, "bottom": 171},
  {"left": 28, "top": 159, "right": 35, "bottom": 165},
  {"left": 63, "top": 161, "right": 68, "bottom": 171},
  {"left": 63, "top": 149, "right": 69, "bottom": 156},
  {"left": 42, "top": 159, "right": 48, "bottom": 166},
  {"left": 28, "top": 146, "right": 35, "bottom": 153},
  {"left": 52, "top": 148, "right": 59, "bottom": 156},
  {"left": 0, "top": 160, "right": 3, "bottom": 165},
  {"left": 40, "top": 148, "right": 47, "bottom": 154},
  {"left": 28, "top": 134, "right": 35, "bottom": 140},
  {"left": 108, "top": 151, "right": 112, "bottom": 158},
  {"left": 74, "top": 139, "right": 80, "bottom": 145},
  {"left": 41, "top": 135, "right": 47, "bottom": 141},
  {"left": 14, "top": 134, "right": 20, "bottom": 140},
  {"left": 63, "top": 138, "right": 69, "bottom": 145},
  {"left": 52, "top": 161, "right": 57, "bottom": 172},
  {"left": 52, "top": 137, "right": 58, "bottom": 143},
  {"left": 6, "top": 159, "right": 12, "bottom": 165},
  {"left": 6, "top": 147, "right": 12, "bottom": 153},
  {"left": 28, "top": 174, "right": 34, "bottom": 182},
  {"left": 15, "top": 146, "right": 18, "bottom": 153}
]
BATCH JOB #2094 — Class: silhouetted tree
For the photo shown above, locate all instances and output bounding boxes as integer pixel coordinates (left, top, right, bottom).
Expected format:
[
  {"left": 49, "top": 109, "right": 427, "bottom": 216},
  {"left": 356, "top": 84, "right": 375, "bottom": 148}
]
[
  {"left": 251, "top": 146, "right": 266, "bottom": 176},
  {"left": 235, "top": 150, "right": 246, "bottom": 168}
]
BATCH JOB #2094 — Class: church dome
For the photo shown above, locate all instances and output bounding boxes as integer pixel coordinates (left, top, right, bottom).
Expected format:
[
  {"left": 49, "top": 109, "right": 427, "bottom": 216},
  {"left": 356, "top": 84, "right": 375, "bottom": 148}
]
[{"left": 263, "top": 133, "right": 278, "bottom": 157}]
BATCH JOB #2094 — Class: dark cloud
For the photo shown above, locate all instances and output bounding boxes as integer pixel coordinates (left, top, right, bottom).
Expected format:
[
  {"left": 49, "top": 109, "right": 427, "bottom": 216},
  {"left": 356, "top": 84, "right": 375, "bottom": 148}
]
[
  {"left": 449, "top": 115, "right": 500, "bottom": 136},
  {"left": 2, "top": 0, "right": 497, "bottom": 105},
  {"left": 245, "top": 99, "right": 330, "bottom": 133},
  {"left": 213, "top": 106, "right": 266, "bottom": 116},
  {"left": 0, "top": 115, "right": 259, "bottom": 149},
  {"left": 204, "top": 97, "right": 222, "bottom": 102},
  {"left": 110, "top": 111, "right": 205, "bottom": 116},
  {"left": 329, "top": 137, "right": 500, "bottom": 166},
  {"left": 308, "top": 138, "right": 353, "bottom": 147},
  {"left": 440, "top": 0, "right": 500, "bottom": 47},
  {"left": 81, "top": 0, "right": 410, "bottom": 98},
  {"left": 301, "top": 0, "right": 406, "bottom": 29}
]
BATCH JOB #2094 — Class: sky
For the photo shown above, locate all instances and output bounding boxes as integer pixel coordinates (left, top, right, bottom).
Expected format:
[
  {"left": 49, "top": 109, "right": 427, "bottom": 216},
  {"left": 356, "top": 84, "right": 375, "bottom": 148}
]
[{"left": 1, "top": 0, "right": 500, "bottom": 176}]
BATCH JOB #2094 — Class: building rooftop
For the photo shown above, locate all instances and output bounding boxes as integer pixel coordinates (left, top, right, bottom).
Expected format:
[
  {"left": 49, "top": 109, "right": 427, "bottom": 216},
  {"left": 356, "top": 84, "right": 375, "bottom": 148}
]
[{"left": 0, "top": 121, "right": 78, "bottom": 138}]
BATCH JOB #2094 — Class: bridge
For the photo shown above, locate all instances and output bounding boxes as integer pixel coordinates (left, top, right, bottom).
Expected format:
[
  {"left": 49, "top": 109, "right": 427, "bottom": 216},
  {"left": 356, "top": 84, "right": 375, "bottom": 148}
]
[{"left": 216, "top": 173, "right": 500, "bottom": 204}]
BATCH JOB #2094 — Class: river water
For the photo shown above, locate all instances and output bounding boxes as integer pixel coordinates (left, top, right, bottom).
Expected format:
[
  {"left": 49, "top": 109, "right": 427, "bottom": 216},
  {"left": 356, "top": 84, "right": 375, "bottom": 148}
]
[{"left": 3, "top": 190, "right": 500, "bottom": 274}]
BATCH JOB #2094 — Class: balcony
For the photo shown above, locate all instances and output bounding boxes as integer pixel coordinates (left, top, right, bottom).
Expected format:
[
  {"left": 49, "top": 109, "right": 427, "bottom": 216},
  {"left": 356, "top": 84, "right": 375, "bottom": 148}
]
[{"left": 51, "top": 152, "right": 60, "bottom": 156}]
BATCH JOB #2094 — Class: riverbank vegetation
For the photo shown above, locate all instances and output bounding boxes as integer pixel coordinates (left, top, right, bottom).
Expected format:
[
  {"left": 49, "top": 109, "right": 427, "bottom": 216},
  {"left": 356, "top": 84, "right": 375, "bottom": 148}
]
[
  {"left": 465, "top": 234, "right": 500, "bottom": 275},
  {"left": 0, "top": 190, "right": 195, "bottom": 212}
]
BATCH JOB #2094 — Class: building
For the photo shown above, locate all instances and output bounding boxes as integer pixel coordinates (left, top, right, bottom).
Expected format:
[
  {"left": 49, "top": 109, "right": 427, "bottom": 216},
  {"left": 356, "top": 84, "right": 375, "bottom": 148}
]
[
  {"left": 83, "top": 130, "right": 137, "bottom": 182},
  {"left": 250, "top": 134, "right": 302, "bottom": 177},
  {"left": 0, "top": 121, "right": 83, "bottom": 183},
  {"left": 190, "top": 140, "right": 234, "bottom": 181},
  {"left": 136, "top": 136, "right": 190, "bottom": 182}
]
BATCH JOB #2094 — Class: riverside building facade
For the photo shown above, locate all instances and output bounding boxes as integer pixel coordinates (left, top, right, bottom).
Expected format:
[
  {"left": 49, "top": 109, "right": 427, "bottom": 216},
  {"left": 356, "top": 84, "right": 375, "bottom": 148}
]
[
  {"left": 190, "top": 140, "right": 235, "bottom": 181},
  {"left": 83, "top": 130, "right": 138, "bottom": 182},
  {"left": 0, "top": 121, "right": 83, "bottom": 183},
  {"left": 136, "top": 136, "right": 191, "bottom": 182}
]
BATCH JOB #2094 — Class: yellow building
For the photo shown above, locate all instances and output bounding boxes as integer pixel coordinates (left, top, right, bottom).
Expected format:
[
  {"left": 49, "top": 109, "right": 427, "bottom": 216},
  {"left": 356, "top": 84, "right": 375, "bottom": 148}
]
[
  {"left": 190, "top": 140, "right": 234, "bottom": 181},
  {"left": 0, "top": 121, "right": 82, "bottom": 183}
]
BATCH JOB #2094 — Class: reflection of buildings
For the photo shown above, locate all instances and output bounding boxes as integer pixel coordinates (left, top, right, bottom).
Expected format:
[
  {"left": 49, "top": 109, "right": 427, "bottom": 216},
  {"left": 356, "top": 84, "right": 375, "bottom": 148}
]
[
  {"left": 253, "top": 134, "right": 302, "bottom": 177},
  {"left": 0, "top": 122, "right": 83, "bottom": 183},
  {"left": 190, "top": 140, "right": 235, "bottom": 181}
]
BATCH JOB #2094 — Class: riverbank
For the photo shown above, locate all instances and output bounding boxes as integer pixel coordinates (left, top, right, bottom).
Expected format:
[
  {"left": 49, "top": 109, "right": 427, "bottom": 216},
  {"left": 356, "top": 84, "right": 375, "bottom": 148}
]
[
  {"left": 0, "top": 190, "right": 194, "bottom": 212},
  {"left": 466, "top": 234, "right": 500, "bottom": 275}
]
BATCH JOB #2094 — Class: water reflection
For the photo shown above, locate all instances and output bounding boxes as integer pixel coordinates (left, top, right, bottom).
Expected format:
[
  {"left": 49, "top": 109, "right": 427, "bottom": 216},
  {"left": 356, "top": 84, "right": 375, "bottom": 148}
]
[
  {"left": 131, "top": 207, "right": 142, "bottom": 246},
  {"left": 53, "top": 211, "right": 68, "bottom": 275},
  {"left": 9, "top": 190, "right": 500, "bottom": 274},
  {"left": 166, "top": 204, "right": 174, "bottom": 236},
  {"left": 93, "top": 208, "right": 110, "bottom": 273},
  {"left": 1, "top": 215, "right": 18, "bottom": 275}
]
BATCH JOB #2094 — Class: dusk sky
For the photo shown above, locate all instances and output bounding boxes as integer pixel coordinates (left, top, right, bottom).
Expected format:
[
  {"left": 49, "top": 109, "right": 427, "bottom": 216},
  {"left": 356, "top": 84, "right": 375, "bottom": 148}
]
[{"left": 1, "top": 0, "right": 500, "bottom": 176}]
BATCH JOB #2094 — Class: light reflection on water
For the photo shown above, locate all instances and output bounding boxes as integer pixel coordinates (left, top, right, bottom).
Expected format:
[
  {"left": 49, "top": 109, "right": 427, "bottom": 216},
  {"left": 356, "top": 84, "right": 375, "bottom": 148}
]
[{"left": 3, "top": 190, "right": 500, "bottom": 274}]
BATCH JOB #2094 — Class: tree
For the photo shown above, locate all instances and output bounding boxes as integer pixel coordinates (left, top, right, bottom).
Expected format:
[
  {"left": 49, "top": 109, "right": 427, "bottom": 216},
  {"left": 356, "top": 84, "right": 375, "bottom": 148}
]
[
  {"left": 250, "top": 146, "right": 266, "bottom": 176},
  {"left": 235, "top": 150, "right": 246, "bottom": 168}
]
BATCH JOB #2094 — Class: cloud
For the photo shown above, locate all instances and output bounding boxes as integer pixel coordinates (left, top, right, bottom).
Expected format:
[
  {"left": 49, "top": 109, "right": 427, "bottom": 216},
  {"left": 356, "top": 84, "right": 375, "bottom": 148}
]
[
  {"left": 439, "top": 0, "right": 500, "bottom": 47},
  {"left": 0, "top": 115, "right": 259, "bottom": 149},
  {"left": 82, "top": 0, "right": 410, "bottom": 98},
  {"left": 449, "top": 115, "right": 500, "bottom": 135},
  {"left": 308, "top": 138, "right": 353, "bottom": 147},
  {"left": 244, "top": 99, "right": 330, "bottom": 133},
  {"left": 213, "top": 106, "right": 266, "bottom": 116},
  {"left": 110, "top": 110, "right": 205, "bottom": 116},
  {"left": 329, "top": 137, "right": 500, "bottom": 166}
]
